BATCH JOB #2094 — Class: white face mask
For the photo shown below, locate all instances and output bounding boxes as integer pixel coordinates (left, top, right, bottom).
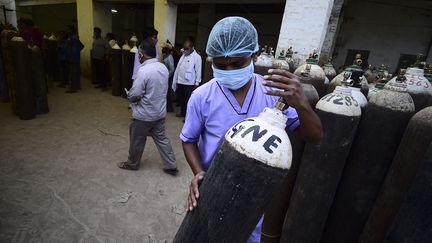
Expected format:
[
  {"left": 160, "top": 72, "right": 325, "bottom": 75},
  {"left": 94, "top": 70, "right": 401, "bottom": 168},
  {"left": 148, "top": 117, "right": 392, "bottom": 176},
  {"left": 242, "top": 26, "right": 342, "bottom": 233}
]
[{"left": 213, "top": 62, "right": 254, "bottom": 90}]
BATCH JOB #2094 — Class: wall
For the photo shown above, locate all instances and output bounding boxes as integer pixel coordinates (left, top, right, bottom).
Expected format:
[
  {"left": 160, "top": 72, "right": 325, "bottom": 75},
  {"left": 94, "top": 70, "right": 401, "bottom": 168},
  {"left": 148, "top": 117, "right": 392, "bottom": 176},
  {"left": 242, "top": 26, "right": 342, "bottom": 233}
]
[
  {"left": 0, "top": 1, "right": 17, "bottom": 27},
  {"left": 332, "top": 0, "right": 432, "bottom": 73},
  {"left": 276, "top": 0, "right": 334, "bottom": 62},
  {"left": 17, "top": 3, "right": 77, "bottom": 33},
  {"left": 111, "top": 4, "right": 154, "bottom": 45},
  {"left": 176, "top": 3, "right": 284, "bottom": 54},
  {"left": 93, "top": 2, "right": 112, "bottom": 36}
]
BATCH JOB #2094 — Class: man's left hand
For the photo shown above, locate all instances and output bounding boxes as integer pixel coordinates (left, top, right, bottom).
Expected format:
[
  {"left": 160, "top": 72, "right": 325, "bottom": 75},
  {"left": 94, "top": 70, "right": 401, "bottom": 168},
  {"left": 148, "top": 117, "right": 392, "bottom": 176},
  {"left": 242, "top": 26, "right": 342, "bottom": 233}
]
[{"left": 262, "top": 69, "right": 309, "bottom": 110}]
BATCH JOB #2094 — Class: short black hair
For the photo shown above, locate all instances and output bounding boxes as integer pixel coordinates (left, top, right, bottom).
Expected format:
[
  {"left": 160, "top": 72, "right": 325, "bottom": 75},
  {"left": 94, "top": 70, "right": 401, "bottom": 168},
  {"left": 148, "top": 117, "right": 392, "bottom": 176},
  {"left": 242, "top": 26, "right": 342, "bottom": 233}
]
[
  {"left": 184, "top": 36, "right": 195, "bottom": 46},
  {"left": 142, "top": 27, "right": 158, "bottom": 40},
  {"left": 94, "top": 27, "right": 101, "bottom": 33},
  {"left": 139, "top": 40, "right": 156, "bottom": 58}
]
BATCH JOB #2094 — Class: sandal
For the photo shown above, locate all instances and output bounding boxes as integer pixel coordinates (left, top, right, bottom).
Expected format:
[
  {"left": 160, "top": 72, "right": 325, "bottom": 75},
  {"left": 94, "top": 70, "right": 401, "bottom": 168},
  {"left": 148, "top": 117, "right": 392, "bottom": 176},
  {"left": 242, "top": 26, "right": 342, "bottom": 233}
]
[{"left": 117, "top": 162, "right": 138, "bottom": 171}]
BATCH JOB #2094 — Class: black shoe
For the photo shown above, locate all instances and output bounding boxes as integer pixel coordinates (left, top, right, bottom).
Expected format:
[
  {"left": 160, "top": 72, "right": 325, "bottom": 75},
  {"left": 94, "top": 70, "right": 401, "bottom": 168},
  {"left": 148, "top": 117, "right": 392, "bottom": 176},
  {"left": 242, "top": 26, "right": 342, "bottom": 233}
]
[
  {"left": 163, "top": 168, "right": 179, "bottom": 176},
  {"left": 118, "top": 162, "right": 138, "bottom": 171}
]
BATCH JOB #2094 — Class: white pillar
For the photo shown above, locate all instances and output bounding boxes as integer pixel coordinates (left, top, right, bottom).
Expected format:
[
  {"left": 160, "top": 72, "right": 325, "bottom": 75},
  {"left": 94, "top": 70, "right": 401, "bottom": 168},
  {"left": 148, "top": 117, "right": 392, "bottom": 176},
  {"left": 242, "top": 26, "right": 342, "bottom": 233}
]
[
  {"left": 196, "top": 4, "right": 215, "bottom": 53},
  {"left": 76, "top": 0, "right": 94, "bottom": 78},
  {"left": 154, "top": 0, "right": 177, "bottom": 59},
  {"left": 0, "top": 1, "right": 17, "bottom": 27},
  {"left": 276, "top": 0, "right": 334, "bottom": 63}
]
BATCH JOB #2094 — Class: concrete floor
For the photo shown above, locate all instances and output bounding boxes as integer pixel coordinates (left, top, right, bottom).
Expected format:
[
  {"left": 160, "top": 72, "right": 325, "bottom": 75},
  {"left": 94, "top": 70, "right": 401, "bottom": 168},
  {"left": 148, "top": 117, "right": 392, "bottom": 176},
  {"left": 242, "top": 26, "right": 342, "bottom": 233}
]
[{"left": 0, "top": 80, "right": 192, "bottom": 243}]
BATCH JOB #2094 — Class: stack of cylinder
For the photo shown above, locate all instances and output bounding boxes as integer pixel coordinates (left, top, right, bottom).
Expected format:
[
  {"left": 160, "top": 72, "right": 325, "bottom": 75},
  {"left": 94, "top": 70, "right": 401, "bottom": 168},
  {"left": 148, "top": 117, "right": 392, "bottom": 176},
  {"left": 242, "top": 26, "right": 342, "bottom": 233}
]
[{"left": 281, "top": 74, "right": 362, "bottom": 243}]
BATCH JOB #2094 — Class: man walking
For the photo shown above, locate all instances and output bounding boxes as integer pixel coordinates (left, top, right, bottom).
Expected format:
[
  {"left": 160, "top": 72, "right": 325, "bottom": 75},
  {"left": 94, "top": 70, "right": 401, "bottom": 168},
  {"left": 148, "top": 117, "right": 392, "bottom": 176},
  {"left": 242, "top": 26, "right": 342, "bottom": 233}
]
[
  {"left": 172, "top": 36, "right": 202, "bottom": 118},
  {"left": 118, "top": 41, "right": 178, "bottom": 175}
]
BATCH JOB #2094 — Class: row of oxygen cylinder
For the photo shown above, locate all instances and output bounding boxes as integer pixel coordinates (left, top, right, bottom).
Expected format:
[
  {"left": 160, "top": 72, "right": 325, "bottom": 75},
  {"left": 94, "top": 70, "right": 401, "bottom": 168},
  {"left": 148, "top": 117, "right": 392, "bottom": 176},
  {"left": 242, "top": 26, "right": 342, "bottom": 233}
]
[
  {"left": 177, "top": 49, "right": 432, "bottom": 243},
  {"left": 108, "top": 39, "right": 138, "bottom": 97},
  {"left": 0, "top": 33, "right": 49, "bottom": 120},
  {"left": 259, "top": 51, "right": 432, "bottom": 243}
]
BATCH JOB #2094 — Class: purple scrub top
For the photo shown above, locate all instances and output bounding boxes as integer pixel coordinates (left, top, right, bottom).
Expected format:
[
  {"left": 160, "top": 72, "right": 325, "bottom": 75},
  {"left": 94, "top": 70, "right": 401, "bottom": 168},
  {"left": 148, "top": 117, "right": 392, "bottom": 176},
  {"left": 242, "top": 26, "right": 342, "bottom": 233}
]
[{"left": 180, "top": 73, "right": 300, "bottom": 243}]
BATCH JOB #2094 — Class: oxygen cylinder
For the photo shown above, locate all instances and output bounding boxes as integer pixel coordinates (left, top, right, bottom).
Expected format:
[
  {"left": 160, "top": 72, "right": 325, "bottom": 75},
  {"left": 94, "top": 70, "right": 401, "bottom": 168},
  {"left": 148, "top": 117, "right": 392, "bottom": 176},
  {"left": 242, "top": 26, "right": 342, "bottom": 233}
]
[
  {"left": 321, "top": 75, "right": 415, "bottom": 243},
  {"left": 294, "top": 50, "right": 326, "bottom": 97},
  {"left": 129, "top": 34, "right": 138, "bottom": 46},
  {"left": 203, "top": 56, "right": 213, "bottom": 83},
  {"left": 295, "top": 64, "right": 320, "bottom": 106},
  {"left": 255, "top": 46, "right": 274, "bottom": 76},
  {"left": 285, "top": 46, "right": 301, "bottom": 73},
  {"left": 367, "top": 70, "right": 392, "bottom": 101},
  {"left": 359, "top": 106, "right": 432, "bottom": 243},
  {"left": 383, "top": 142, "right": 432, "bottom": 243},
  {"left": 111, "top": 49, "right": 122, "bottom": 96},
  {"left": 30, "top": 46, "right": 49, "bottom": 114},
  {"left": 385, "top": 67, "right": 432, "bottom": 112},
  {"left": 281, "top": 83, "right": 362, "bottom": 243},
  {"left": 364, "top": 65, "right": 376, "bottom": 83},
  {"left": 261, "top": 69, "right": 318, "bottom": 243},
  {"left": 11, "top": 39, "right": 36, "bottom": 120},
  {"left": 323, "top": 59, "right": 337, "bottom": 81},
  {"left": 272, "top": 50, "right": 290, "bottom": 71},
  {"left": 130, "top": 43, "right": 138, "bottom": 53},
  {"left": 349, "top": 70, "right": 368, "bottom": 108},
  {"left": 121, "top": 41, "right": 131, "bottom": 51},
  {"left": 121, "top": 42, "right": 131, "bottom": 97},
  {"left": 424, "top": 63, "right": 432, "bottom": 82},
  {"left": 328, "top": 54, "right": 369, "bottom": 95},
  {"left": 46, "top": 38, "right": 58, "bottom": 84},
  {"left": 261, "top": 130, "right": 304, "bottom": 243},
  {"left": 173, "top": 101, "right": 293, "bottom": 243}
]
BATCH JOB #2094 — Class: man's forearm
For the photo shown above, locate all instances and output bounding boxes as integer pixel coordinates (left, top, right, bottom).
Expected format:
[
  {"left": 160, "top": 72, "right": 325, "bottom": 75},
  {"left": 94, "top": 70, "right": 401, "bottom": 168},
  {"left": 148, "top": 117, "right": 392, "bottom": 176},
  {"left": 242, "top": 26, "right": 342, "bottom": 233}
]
[{"left": 182, "top": 142, "right": 204, "bottom": 175}]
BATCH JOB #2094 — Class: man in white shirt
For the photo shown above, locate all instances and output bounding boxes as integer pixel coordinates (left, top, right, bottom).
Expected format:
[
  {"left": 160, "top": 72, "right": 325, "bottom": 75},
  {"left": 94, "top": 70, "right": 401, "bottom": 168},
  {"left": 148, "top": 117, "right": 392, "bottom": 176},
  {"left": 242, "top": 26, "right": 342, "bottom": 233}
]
[
  {"left": 118, "top": 40, "right": 178, "bottom": 175},
  {"left": 172, "top": 36, "right": 202, "bottom": 118}
]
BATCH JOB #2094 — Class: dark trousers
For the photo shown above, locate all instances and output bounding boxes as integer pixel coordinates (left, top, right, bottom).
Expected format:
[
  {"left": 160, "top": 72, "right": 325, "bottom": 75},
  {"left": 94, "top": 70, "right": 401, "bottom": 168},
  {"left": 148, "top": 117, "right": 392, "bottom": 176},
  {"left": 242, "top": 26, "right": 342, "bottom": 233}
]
[
  {"left": 93, "top": 58, "right": 108, "bottom": 87},
  {"left": 70, "top": 62, "right": 81, "bottom": 90},
  {"left": 177, "top": 84, "right": 194, "bottom": 117},
  {"left": 127, "top": 118, "right": 177, "bottom": 170},
  {"left": 59, "top": 60, "right": 69, "bottom": 85}
]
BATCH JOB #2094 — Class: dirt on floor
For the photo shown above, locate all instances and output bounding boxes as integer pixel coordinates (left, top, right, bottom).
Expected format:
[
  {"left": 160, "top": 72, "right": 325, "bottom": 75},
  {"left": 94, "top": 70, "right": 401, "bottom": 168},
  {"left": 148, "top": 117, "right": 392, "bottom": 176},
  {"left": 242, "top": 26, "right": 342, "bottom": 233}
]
[{"left": 0, "top": 80, "right": 192, "bottom": 243}]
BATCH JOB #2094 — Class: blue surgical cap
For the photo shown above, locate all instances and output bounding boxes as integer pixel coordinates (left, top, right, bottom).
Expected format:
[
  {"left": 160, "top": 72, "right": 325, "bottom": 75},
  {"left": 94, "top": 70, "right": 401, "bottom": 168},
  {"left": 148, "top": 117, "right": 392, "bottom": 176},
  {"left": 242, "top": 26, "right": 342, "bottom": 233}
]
[{"left": 206, "top": 16, "right": 259, "bottom": 58}]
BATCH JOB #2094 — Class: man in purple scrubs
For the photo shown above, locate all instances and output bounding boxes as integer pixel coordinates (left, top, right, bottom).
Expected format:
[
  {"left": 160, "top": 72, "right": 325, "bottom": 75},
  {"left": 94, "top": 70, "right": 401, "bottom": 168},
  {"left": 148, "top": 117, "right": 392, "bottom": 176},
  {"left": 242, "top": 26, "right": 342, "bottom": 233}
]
[{"left": 180, "top": 17, "right": 323, "bottom": 242}]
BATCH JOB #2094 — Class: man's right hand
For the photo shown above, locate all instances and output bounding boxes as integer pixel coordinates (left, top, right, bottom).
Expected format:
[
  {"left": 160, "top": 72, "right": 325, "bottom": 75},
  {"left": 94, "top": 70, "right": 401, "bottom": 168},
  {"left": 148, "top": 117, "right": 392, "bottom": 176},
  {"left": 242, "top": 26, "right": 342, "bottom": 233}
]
[{"left": 187, "top": 171, "right": 206, "bottom": 212}]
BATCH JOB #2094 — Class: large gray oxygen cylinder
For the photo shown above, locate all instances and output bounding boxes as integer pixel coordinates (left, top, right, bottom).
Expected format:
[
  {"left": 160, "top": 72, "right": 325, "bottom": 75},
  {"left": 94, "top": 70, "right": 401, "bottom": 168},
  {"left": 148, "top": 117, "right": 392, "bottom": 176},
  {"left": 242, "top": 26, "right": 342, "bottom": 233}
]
[
  {"left": 384, "top": 142, "right": 432, "bottom": 243},
  {"left": 111, "top": 48, "right": 122, "bottom": 96},
  {"left": 359, "top": 106, "right": 432, "bottom": 243},
  {"left": 30, "top": 46, "right": 49, "bottom": 114},
  {"left": 321, "top": 76, "right": 415, "bottom": 243},
  {"left": 261, "top": 84, "right": 318, "bottom": 243},
  {"left": 294, "top": 51, "right": 326, "bottom": 97},
  {"left": 173, "top": 106, "right": 293, "bottom": 243},
  {"left": 385, "top": 67, "right": 432, "bottom": 112},
  {"left": 11, "top": 38, "right": 36, "bottom": 120},
  {"left": 281, "top": 85, "right": 362, "bottom": 243}
]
